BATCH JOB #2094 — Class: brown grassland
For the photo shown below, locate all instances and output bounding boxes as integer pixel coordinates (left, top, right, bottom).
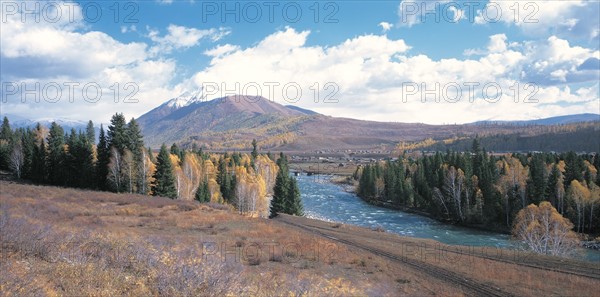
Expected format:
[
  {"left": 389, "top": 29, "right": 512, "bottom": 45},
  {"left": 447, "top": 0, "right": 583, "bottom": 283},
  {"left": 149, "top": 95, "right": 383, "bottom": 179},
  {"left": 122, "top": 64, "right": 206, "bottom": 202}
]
[{"left": 1, "top": 180, "right": 598, "bottom": 296}]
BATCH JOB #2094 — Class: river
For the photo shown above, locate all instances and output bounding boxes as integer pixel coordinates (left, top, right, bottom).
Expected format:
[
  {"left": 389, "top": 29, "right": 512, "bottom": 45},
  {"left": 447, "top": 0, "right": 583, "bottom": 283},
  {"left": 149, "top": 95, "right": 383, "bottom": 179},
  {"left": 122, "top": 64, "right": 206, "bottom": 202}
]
[{"left": 296, "top": 174, "right": 600, "bottom": 263}]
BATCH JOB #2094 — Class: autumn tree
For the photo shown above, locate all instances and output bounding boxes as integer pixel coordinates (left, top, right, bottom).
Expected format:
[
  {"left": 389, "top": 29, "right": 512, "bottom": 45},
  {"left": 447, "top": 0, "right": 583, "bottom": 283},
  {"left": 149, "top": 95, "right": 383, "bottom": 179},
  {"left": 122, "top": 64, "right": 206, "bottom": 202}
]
[
  {"left": 9, "top": 141, "right": 24, "bottom": 178},
  {"left": 107, "top": 147, "right": 124, "bottom": 192},
  {"left": 512, "top": 201, "right": 579, "bottom": 257},
  {"left": 568, "top": 180, "right": 591, "bottom": 233},
  {"left": 138, "top": 148, "right": 156, "bottom": 195}
]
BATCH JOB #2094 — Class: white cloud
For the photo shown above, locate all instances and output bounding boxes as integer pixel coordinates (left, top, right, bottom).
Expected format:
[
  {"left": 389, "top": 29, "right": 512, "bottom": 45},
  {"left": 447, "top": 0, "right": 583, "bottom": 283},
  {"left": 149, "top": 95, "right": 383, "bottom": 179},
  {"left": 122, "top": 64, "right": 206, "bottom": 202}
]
[
  {"left": 176, "top": 28, "right": 598, "bottom": 124},
  {"left": 121, "top": 25, "right": 137, "bottom": 34},
  {"left": 475, "top": 1, "right": 599, "bottom": 42},
  {"left": 379, "top": 22, "right": 393, "bottom": 33},
  {"left": 148, "top": 24, "right": 231, "bottom": 55},
  {"left": 0, "top": 1, "right": 177, "bottom": 123},
  {"left": 204, "top": 44, "right": 241, "bottom": 58}
]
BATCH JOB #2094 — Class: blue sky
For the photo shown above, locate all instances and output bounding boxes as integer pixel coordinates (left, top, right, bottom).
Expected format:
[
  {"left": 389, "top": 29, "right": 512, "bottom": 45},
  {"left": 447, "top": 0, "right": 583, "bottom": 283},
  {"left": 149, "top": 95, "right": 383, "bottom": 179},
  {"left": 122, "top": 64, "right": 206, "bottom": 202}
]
[{"left": 1, "top": 0, "right": 599, "bottom": 124}]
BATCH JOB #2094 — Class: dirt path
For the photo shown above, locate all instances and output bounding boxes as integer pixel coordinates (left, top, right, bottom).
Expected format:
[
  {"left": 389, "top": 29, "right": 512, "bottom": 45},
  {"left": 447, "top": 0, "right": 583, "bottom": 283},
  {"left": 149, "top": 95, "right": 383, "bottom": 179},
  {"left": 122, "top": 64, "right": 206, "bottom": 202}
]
[{"left": 275, "top": 214, "right": 600, "bottom": 296}]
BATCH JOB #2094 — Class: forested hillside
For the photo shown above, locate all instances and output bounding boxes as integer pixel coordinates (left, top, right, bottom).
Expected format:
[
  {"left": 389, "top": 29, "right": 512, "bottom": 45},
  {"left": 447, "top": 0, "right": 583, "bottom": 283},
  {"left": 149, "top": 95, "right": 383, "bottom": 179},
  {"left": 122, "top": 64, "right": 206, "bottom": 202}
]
[
  {"left": 357, "top": 139, "right": 600, "bottom": 234},
  {"left": 0, "top": 115, "right": 301, "bottom": 218},
  {"left": 410, "top": 123, "right": 600, "bottom": 153}
]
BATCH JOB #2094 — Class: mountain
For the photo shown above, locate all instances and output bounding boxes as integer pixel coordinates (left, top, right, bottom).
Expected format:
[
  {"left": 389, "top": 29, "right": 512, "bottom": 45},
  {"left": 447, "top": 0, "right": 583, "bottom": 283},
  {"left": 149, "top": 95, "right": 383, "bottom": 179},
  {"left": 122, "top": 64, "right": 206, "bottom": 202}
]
[
  {"left": 139, "top": 94, "right": 600, "bottom": 152},
  {"left": 285, "top": 105, "right": 320, "bottom": 115},
  {"left": 471, "top": 113, "right": 600, "bottom": 126},
  {"left": 2, "top": 114, "right": 89, "bottom": 131}
]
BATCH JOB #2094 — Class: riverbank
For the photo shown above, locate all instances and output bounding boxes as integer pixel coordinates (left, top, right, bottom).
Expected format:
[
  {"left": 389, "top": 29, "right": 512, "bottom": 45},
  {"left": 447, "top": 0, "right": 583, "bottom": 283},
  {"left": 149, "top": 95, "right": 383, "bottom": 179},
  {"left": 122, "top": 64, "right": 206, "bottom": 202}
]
[
  {"left": 324, "top": 174, "right": 600, "bottom": 252},
  {"left": 327, "top": 174, "right": 511, "bottom": 234}
]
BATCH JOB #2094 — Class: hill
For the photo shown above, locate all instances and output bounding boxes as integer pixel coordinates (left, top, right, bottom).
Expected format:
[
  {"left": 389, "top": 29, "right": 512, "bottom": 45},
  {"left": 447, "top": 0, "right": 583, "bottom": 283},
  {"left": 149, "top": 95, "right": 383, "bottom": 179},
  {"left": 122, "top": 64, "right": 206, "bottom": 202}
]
[
  {"left": 137, "top": 94, "right": 600, "bottom": 152},
  {"left": 2, "top": 181, "right": 598, "bottom": 296}
]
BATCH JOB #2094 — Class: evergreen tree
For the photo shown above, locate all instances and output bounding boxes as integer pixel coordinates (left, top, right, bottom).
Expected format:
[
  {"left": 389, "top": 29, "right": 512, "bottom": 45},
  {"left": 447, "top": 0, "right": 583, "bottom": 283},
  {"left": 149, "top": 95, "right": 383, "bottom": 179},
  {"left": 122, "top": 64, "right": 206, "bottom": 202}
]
[
  {"left": 96, "top": 125, "right": 110, "bottom": 190},
  {"left": 46, "top": 122, "right": 65, "bottom": 185},
  {"left": 0, "top": 116, "right": 12, "bottom": 170},
  {"left": 152, "top": 144, "right": 177, "bottom": 198},
  {"left": 217, "top": 157, "right": 236, "bottom": 203},
  {"left": 287, "top": 177, "right": 303, "bottom": 216},
  {"left": 170, "top": 143, "right": 183, "bottom": 162},
  {"left": 270, "top": 152, "right": 303, "bottom": 217},
  {"left": 147, "top": 147, "right": 156, "bottom": 163},
  {"left": 564, "top": 151, "right": 583, "bottom": 186},
  {"left": 527, "top": 154, "right": 547, "bottom": 205},
  {"left": 251, "top": 139, "right": 258, "bottom": 160},
  {"left": 127, "top": 118, "right": 144, "bottom": 193},
  {"left": 79, "top": 131, "right": 95, "bottom": 188},
  {"left": 107, "top": 113, "right": 128, "bottom": 154},
  {"left": 31, "top": 138, "right": 46, "bottom": 183},
  {"left": 126, "top": 118, "right": 144, "bottom": 154},
  {"left": 86, "top": 120, "right": 95, "bottom": 144},
  {"left": 270, "top": 166, "right": 288, "bottom": 218},
  {"left": 195, "top": 179, "right": 211, "bottom": 203},
  {"left": 20, "top": 128, "right": 35, "bottom": 179},
  {"left": 0, "top": 116, "right": 11, "bottom": 140}
]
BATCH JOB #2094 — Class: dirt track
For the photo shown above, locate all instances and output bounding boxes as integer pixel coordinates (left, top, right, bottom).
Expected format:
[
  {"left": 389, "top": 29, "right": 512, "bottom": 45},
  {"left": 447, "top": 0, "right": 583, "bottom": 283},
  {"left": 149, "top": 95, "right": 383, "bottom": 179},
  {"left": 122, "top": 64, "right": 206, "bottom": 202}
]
[{"left": 275, "top": 214, "right": 600, "bottom": 296}]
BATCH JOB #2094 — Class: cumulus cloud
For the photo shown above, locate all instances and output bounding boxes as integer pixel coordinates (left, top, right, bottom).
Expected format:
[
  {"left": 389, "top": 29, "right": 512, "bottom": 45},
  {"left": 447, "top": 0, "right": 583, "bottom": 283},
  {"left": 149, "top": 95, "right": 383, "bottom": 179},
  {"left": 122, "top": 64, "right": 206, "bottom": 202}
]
[
  {"left": 474, "top": 1, "right": 599, "bottom": 42},
  {"left": 148, "top": 24, "right": 231, "bottom": 55},
  {"left": 0, "top": 1, "right": 176, "bottom": 123},
  {"left": 178, "top": 27, "right": 598, "bottom": 124}
]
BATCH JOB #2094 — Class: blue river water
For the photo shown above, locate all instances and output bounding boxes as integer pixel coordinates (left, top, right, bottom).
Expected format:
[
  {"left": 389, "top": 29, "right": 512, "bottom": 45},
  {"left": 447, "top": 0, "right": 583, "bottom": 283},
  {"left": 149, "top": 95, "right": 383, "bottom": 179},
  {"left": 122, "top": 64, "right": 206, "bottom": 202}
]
[{"left": 296, "top": 174, "right": 600, "bottom": 263}]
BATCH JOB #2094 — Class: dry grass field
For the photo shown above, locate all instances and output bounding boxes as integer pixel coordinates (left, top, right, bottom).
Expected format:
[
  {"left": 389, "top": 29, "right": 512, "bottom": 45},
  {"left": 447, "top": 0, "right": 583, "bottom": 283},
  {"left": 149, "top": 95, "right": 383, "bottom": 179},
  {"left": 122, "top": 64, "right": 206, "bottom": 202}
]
[{"left": 1, "top": 180, "right": 598, "bottom": 296}]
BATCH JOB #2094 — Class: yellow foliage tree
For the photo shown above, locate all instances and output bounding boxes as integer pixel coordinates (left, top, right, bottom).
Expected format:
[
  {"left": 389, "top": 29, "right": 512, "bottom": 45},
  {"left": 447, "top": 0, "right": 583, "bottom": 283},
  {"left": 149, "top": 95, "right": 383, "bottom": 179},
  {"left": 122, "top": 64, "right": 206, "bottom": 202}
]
[
  {"left": 512, "top": 201, "right": 579, "bottom": 257},
  {"left": 568, "top": 180, "right": 591, "bottom": 233}
]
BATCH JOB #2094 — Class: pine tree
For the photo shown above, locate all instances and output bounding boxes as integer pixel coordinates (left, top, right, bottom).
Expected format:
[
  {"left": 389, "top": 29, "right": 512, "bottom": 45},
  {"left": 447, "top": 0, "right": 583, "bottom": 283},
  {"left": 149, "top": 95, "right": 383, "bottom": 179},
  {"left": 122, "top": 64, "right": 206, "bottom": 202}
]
[
  {"left": 19, "top": 128, "right": 35, "bottom": 179},
  {"left": 46, "top": 122, "right": 65, "bottom": 185},
  {"left": 170, "top": 143, "right": 183, "bottom": 162},
  {"left": 269, "top": 167, "right": 288, "bottom": 218},
  {"left": 195, "top": 179, "right": 211, "bottom": 203},
  {"left": 96, "top": 125, "right": 110, "bottom": 190},
  {"left": 287, "top": 177, "right": 303, "bottom": 216},
  {"left": 107, "top": 113, "right": 128, "bottom": 154},
  {"left": 251, "top": 139, "right": 258, "bottom": 160},
  {"left": 217, "top": 157, "right": 236, "bottom": 203},
  {"left": 270, "top": 152, "right": 303, "bottom": 217},
  {"left": 126, "top": 118, "right": 144, "bottom": 193},
  {"left": 126, "top": 118, "right": 144, "bottom": 154},
  {"left": 86, "top": 120, "right": 95, "bottom": 144},
  {"left": 564, "top": 151, "right": 583, "bottom": 186},
  {"left": 0, "top": 116, "right": 12, "bottom": 170},
  {"left": 0, "top": 116, "right": 11, "bottom": 140},
  {"left": 30, "top": 124, "right": 47, "bottom": 183},
  {"left": 152, "top": 144, "right": 177, "bottom": 198}
]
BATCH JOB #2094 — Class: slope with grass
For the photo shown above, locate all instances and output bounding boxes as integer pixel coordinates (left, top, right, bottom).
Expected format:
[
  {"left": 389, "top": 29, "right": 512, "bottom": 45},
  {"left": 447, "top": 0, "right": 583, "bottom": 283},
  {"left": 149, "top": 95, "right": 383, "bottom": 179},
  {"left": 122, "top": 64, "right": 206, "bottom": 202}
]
[{"left": 1, "top": 181, "right": 598, "bottom": 296}]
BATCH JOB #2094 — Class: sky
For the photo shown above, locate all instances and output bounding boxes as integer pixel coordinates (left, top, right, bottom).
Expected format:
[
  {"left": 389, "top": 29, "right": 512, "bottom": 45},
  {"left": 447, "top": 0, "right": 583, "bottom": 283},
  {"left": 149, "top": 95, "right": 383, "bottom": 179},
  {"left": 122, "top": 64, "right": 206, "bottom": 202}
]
[{"left": 1, "top": 0, "right": 599, "bottom": 125}]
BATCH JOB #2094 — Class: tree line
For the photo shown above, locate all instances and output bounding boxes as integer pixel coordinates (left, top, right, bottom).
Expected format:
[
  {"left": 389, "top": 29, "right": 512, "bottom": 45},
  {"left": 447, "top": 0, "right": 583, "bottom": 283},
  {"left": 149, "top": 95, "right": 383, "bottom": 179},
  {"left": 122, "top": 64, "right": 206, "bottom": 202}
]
[
  {"left": 0, "top": 115, "right": 302, "bottom": 218},
  {"left": 357, "top": 138, "right": 600, "bottom": 234}
]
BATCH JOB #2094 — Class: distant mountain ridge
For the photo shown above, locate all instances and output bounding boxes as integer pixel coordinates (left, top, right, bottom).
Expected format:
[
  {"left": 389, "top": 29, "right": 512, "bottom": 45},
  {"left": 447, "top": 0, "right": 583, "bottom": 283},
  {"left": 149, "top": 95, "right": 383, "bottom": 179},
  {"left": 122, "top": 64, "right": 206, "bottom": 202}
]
[
  {"left": 471, "top": 113, "right": 600, "bottom": 126},
  {"left": 136, "top": 93, "right": 600, "bottom": 152}
]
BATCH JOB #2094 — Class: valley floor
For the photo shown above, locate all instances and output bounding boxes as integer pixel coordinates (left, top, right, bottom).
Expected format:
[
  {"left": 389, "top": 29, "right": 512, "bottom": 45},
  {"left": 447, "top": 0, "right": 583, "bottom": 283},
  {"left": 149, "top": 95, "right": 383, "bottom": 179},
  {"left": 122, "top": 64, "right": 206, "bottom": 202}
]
[{"left": 1, "top": 181, "right": 598, "bottom": 296}]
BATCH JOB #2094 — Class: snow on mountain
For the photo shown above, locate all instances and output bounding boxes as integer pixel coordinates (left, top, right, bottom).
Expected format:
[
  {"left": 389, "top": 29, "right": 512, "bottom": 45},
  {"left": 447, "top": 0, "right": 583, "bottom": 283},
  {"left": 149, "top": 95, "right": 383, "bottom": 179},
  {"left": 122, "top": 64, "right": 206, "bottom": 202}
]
[{"left": 164, "top": 89, "right": 204, "bottom": 109}]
